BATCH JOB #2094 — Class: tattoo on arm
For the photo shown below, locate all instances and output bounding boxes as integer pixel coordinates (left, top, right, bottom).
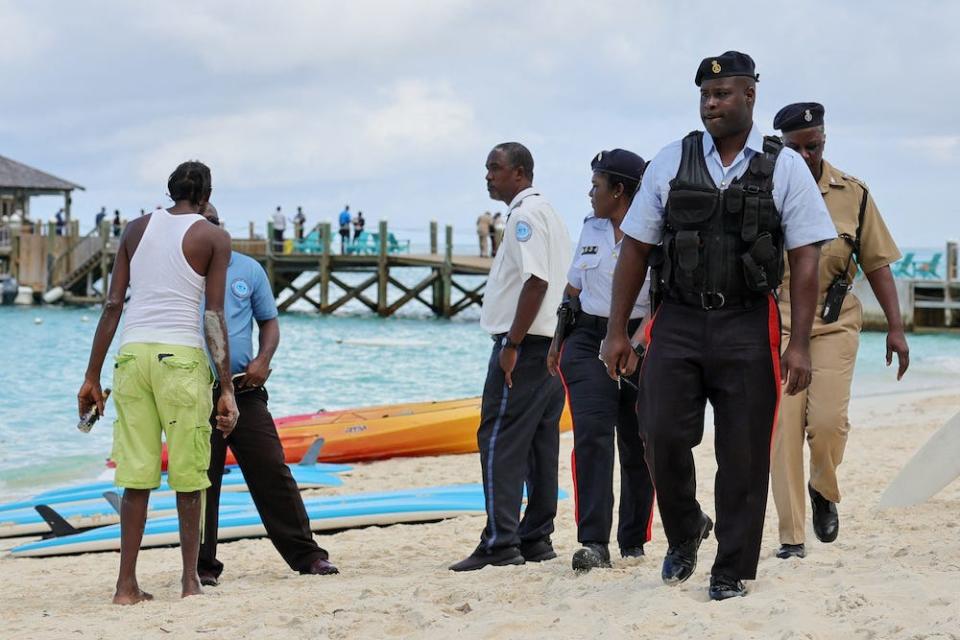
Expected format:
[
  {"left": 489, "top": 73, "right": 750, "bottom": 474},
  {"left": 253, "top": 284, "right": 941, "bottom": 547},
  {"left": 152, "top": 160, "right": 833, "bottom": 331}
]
[{"left": 204, "top": 310, "right": 233, "bottom": 392}]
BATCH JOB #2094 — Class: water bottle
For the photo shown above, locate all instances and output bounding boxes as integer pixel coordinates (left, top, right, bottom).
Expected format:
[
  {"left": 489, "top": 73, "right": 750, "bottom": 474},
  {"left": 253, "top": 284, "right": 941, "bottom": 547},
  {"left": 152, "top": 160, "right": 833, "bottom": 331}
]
[{"left": 77, "top": 388, "right": 111, "bottom": 433}]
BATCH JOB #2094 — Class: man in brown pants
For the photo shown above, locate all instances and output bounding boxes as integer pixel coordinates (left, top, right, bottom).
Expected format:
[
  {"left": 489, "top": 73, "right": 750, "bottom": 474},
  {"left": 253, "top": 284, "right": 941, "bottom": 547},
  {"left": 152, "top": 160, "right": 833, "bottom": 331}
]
[{"left": 771, "top": 102, "right": 910, "bottom": 559}]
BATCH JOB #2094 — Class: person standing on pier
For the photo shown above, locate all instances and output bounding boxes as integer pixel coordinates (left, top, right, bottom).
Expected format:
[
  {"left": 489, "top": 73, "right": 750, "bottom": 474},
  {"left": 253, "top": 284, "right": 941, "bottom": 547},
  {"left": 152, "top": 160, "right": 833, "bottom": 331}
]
[
  {"left": 770, "top": 102, "right": 909, "bottom": 560},
  {"left": 77, "top": 160, "right": 239, "bottom": 604},
  {"left": 294, "top": 206, "right": 307, "bottom": 241},
  {"left": 338, "top": 204, "right": 351, "bottom": 253},
  {"left": 197, "top": 204, "right": 338, "bottom": 585},
  {"left": 476, "top": 211, "right": 493, "bottom": 257},
  {"left": 450, "top": 142, "right": 571, "bottom": 571},
  {"left": 600, "top": 51, "right": 836, "bottom": 600},
  {"left": 271, "top": 206, "right": 286, "bottom": 252},
  {"left": 492, "top": 212, "right": 505, "bottom": 256},
  {"left": 353, "top": 210, "right": 365, "bottom": 241}
]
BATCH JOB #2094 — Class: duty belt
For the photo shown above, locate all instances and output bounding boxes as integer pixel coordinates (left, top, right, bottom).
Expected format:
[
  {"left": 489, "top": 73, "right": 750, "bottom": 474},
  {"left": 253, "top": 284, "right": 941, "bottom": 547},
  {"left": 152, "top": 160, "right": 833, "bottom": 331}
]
[
  {"left": 665, "top": 290, "right": 768, "bottom": 311},
  {"left": 575, "top": 312, "right": 643, "bottom": 332}
]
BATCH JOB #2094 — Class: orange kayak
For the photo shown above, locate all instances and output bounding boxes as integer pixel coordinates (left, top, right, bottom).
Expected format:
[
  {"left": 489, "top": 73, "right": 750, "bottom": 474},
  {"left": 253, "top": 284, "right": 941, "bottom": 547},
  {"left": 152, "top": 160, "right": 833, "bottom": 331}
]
[{"left": 160, "top": 396, "right": 572, "bottom": 468}]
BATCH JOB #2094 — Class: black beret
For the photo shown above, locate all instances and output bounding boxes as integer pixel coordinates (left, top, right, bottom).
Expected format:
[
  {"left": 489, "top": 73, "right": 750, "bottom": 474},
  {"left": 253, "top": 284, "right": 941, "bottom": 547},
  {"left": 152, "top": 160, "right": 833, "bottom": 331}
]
[
  {"left": 591, "top": 148, "right": 646, "bottom": 183},
  {"left": 695, "top": 51, "right": 759, "bottom": 87},
  {"left": 773, "top": 102, "right": 825, "bottom": 132}
]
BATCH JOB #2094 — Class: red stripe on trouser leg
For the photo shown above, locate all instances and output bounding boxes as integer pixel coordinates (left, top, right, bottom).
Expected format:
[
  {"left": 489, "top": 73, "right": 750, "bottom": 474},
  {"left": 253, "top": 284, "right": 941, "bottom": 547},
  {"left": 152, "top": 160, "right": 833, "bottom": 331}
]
[
  {"left": 767, "top": 293, "right": 783, "bottom": 454},
  {"left": 557, "top": 343, "right": 579, "bottom": 526},
  {"left": 645, "top": 493, "right": 656, "bottom": 543},
  {"left": 640, "top": 307, "right": 661, "bottom": 542}
]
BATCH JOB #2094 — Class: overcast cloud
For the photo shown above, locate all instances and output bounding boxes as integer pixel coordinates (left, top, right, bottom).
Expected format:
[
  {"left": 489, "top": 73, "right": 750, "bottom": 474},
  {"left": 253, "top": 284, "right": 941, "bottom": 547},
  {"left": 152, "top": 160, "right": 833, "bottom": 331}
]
[{"left": 1, "top": 0, "right": 955, "bottom": 247}]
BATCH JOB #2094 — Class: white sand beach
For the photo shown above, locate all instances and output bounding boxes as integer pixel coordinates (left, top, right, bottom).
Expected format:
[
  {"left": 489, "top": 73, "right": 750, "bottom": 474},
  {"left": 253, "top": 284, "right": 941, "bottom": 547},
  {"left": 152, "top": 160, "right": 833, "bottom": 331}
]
[{"left": 2, "top": 388, "right": 958, "bottom": 640}]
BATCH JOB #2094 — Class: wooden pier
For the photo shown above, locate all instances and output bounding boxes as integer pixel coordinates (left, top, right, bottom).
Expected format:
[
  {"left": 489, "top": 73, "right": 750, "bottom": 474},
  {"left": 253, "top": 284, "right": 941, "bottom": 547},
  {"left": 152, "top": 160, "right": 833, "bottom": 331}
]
[{"left": 1, "top": 219, "right": 492, "bottom": 318}]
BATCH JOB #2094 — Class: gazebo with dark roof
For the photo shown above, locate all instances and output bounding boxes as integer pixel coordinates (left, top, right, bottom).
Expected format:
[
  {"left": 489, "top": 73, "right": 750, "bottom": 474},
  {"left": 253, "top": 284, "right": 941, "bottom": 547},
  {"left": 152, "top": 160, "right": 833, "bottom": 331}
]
[{"left": 0, "top": 154, "right": 84, "bottom": 221}]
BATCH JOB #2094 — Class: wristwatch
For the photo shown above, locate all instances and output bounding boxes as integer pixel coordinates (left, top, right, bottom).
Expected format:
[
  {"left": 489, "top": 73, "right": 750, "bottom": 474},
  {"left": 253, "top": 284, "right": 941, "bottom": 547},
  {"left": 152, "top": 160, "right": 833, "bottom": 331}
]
[
  {"left": 501, "top": 335, "right": 520, "bottom": 350},
  {"left": 631, "top": 341, "right": 646, "bottom": 358}
]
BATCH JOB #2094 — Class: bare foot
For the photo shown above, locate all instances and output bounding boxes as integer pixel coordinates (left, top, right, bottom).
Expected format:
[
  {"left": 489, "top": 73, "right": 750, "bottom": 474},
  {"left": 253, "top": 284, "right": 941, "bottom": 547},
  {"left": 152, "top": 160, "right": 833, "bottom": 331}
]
[
  {"left": 181, "top": 575, "right": 203, "bottom": 598},
  {"left": 112, "top": 588, "right": 154, "bottom": 605}
]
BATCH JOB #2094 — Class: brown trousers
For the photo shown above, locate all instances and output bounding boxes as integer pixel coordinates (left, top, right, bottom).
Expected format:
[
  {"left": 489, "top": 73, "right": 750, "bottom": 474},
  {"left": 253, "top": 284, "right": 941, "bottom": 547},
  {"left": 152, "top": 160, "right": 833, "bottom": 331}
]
[{"left": 771, "top": 295, "right": 861, "bottom": 545}]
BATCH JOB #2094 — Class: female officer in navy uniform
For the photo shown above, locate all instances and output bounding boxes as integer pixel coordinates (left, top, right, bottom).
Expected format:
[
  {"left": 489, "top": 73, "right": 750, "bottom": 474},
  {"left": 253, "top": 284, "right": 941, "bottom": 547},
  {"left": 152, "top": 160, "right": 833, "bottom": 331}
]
[{"left": 547, "top": 149, "right": 655, "bottom": 573}]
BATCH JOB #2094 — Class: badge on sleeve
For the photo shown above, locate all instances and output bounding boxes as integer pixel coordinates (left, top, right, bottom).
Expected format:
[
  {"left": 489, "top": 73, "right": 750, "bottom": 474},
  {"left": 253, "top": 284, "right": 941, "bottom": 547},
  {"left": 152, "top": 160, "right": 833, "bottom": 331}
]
[
  {"left": 515, "top": 221, "right": 532, "bottom": 242},
  {"left": 231, "top": 278, "right": 252, "bottom": 299}
]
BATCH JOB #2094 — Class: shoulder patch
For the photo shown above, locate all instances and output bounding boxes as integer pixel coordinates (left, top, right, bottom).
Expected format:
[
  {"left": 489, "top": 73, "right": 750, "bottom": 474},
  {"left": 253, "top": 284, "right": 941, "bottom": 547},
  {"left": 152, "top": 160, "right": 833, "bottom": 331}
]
[
  {"left": 515, "top": 220, "right": 532, "bottom": 242},
  {"left": 231, "top": 278, "right": 252, "bottom": 299}
]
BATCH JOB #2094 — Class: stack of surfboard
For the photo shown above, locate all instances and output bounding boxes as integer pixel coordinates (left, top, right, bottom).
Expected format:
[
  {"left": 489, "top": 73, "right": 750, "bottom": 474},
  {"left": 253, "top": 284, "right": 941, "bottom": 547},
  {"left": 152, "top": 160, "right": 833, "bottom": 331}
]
[{"left": 1, "top": 436, "right": 511, "bottom": 558}]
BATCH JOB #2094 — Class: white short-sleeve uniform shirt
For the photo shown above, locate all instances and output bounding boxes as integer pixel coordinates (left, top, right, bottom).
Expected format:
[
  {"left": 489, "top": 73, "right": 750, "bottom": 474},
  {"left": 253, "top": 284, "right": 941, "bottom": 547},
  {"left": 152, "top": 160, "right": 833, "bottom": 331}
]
[
  {"left": 568, "top": 216, "right": 650, "bottom": 319},
  {"left": 480, "top": 187, "right": 573, "bottom": 337}
]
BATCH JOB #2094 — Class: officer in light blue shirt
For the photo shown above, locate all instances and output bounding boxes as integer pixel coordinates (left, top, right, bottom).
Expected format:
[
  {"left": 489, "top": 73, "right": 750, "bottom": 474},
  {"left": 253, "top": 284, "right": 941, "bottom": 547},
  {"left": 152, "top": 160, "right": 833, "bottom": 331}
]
[
  {"left": 600, "top": 51, "right": 836, "bottom": 601},
  {"left": 546, "top": 149, "right": 655, "bottom": 574},
  {"left": 198, "top": 205, "right": 338, "bottom": 584}
]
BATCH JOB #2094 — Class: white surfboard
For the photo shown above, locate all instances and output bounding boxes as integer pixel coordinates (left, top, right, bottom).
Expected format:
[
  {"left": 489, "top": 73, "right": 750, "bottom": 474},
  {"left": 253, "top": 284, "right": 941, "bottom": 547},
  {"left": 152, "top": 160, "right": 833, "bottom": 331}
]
[{"left": 878, "top": 409, "right": 960, "bottom": 508}]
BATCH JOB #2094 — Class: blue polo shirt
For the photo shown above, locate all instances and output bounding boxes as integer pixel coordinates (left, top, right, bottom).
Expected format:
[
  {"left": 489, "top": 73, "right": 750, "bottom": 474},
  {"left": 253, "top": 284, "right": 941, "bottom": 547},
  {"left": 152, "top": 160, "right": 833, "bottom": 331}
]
[{"left": 205, "top": 252, "right": 278, "bottom": 377}]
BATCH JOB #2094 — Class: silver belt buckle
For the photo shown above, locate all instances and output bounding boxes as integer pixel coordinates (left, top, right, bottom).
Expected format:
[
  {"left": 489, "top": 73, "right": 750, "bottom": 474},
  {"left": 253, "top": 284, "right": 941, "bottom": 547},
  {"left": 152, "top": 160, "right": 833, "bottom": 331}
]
[{"left": 700, "top": 292, "right": 726, "bottom": 310}]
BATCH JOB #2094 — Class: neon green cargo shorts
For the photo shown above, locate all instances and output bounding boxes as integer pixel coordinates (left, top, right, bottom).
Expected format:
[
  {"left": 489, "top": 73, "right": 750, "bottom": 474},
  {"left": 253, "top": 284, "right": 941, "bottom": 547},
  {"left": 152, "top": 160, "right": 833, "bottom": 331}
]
[{"left": 111, "top": 342, "right": 214, "bottom": 492}]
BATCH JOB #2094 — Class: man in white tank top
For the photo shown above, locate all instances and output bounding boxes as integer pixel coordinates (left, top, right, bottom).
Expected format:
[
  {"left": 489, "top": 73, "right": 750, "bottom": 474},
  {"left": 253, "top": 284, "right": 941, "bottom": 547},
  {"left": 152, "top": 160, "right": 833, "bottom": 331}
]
[{"left": 78, "top": 161, "right": 238, "bottom": 605}]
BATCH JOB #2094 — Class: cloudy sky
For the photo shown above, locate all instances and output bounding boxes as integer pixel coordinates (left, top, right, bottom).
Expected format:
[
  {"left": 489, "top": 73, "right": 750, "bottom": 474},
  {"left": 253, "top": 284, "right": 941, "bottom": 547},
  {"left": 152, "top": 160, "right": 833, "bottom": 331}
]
[{"left": 1, "top": 1, "right": 954, "bottom": 247}]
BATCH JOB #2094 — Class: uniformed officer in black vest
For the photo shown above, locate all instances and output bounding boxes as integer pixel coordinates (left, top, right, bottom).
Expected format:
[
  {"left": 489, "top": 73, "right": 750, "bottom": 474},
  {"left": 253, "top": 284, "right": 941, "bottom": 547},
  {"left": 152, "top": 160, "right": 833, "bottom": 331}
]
[
  {"left": 600, "top": 51, "right": 836, "bottom": 600},
  {"left": 546, "top": 149, "right": 655, "bottom": 573}
]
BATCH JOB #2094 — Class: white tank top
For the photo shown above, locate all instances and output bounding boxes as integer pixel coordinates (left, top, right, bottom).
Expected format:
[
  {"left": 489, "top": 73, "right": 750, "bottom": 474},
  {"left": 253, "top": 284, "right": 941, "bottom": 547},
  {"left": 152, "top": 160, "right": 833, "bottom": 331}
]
[{"left": 120, "top": 210, "right": 207, "bottom": 348}]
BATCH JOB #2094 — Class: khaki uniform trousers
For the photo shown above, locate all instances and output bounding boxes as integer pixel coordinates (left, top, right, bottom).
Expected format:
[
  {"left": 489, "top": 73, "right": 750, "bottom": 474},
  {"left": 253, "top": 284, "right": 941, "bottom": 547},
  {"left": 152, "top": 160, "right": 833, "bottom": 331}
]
[{"left": 771, "top": 295, "right": 861, "bottom": 545}]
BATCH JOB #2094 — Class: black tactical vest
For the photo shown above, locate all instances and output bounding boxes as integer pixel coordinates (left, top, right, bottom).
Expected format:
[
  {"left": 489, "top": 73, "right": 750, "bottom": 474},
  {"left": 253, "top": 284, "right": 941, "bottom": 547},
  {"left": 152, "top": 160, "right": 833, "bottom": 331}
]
[{"left": 653, "top": 131, "right": 784, "bottom": 309}]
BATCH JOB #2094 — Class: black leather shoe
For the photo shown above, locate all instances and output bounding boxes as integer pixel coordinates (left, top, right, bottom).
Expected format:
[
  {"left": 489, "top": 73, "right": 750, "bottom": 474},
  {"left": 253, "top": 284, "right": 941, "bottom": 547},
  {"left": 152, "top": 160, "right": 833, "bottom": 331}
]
[
  {"left": 709, "top": 575, "right": 747, "bottom": 600},
  {"left": 661, "top": 513, "right": 713, "bottom": 585},
  {"left": 776, "top": 543, "right": 806, "bottom": 559},
  {"left": 300, "top": 558, "right": 340, "bottom": 575},
  {"left": 620, "top": 546, "right": 645, "bottom": 559},
  {"left": 809, "top": 484, "right": 839, "bottom": 543},
  {"left": 520, "top": 537, "right": 557, "bottom": 563},
  {"left": 571, "top": 543, "right": 611, "bottom": 573},
  {"left": 449, "top": 545, "right": 525, "bottom": 572},
  {"left": 198, "top": 573, "right": 219, "bottom": 587}
]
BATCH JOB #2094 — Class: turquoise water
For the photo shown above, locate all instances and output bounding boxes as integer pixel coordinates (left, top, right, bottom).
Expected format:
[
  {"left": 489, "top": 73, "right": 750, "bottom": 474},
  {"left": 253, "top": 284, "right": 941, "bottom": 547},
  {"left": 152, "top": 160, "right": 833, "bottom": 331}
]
[{"left": 1, "top": 304, "right": 958, "bottom": 500}]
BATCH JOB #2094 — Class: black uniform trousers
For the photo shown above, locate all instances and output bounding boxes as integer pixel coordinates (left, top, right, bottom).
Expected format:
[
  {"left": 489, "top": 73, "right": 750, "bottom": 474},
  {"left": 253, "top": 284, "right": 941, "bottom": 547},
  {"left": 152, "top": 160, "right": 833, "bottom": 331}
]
[
  {"left": 559, "top": 315, "right": 655, "bottom": 548},
  {"left": 478, "top": 336, "right": 565, "bottom": 550},
  {"left": 198, "top": 386, "right": 328, "bottom": 578},
  {"left": 639, "top": 296, "right": 780, "bottom": 580}
]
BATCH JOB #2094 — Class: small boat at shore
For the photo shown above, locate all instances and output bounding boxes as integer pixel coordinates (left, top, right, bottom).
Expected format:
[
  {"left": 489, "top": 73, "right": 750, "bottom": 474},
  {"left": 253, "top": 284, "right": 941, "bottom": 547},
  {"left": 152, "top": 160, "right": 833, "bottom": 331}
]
[{"left": 159, "top": 396, "right": 573, "bottom": 468}]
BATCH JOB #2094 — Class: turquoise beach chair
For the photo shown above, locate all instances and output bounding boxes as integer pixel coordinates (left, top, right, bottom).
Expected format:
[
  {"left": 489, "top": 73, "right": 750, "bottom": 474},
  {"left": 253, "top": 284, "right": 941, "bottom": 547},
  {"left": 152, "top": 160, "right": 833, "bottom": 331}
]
[
  {"left": 915, "top": 253, "right": 942, "bottom": 279},
  {"left": 346, "top": 231, "right": 376, "bottom": 255},
  {"left": 892, "top": 252, "right": 914, "bottom": 278},
  {"left": 293, "top": 228, "right": 326, "bottom": 254},
  {"left": 387, "top": 232, "right": 411, "bottom": 254}
]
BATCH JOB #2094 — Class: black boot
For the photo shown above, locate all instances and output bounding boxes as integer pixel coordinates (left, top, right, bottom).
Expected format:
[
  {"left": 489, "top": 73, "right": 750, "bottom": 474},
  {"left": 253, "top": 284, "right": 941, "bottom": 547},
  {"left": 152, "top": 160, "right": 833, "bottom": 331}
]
[
  {"left": 520, "top": 537, "right": 557, "bottom": 563},
  {"left": 709, "top": 575, "right": 747, "bottom": 600},
  {"left": 449, "top": 544, "right": 525, "bottom": 572},
  {"left": 661, "top": 513, "right": 712, "bottom": 585},
  {"left": 775, "top": 543, "right": 806, "bottom": 559},
  {"left": 809, "top": 484, "right": 839, "bottom": 543},
  {"left": 571, "top": 543, "right": 611, "bottom": 573}
]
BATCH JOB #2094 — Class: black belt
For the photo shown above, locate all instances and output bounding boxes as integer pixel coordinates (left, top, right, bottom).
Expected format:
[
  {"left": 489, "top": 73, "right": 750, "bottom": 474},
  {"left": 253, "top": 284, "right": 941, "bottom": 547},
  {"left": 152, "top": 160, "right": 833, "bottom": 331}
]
[
  {"left": 576, "top": 312, "right": 643, "bottom": 332},
  {"left": 665, "top": 290, "right": 768, "bottom": 311},
  {"left": 492, "top": 333, "right": 552, "bottom": 344}
]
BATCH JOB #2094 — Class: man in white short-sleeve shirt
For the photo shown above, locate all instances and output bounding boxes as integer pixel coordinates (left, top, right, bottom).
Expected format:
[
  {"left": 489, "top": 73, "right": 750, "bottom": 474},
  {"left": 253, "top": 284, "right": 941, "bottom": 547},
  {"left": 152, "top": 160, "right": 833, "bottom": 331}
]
[{"left": 450, "top": 142, "right": 571, "bottom": 572}]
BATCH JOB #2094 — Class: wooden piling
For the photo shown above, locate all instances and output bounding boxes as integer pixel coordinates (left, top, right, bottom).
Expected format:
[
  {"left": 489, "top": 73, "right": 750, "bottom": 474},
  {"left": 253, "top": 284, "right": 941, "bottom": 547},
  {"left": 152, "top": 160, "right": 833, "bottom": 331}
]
[
  {"left": 377, "top": 220, "right": 389, "bottom": 316},
  {"left": 441, "top": 225, "right": 453, "bottom": 316},
  {"left": 319, "top": 222, "right": 332, "bottom": 311}
]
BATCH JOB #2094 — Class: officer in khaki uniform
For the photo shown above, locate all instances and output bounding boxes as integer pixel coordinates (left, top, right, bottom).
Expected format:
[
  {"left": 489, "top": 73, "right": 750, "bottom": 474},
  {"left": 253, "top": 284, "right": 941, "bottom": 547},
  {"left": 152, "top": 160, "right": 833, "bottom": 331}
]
[{"left": 771, "top": 103, "right": 910, "bottom": 559}]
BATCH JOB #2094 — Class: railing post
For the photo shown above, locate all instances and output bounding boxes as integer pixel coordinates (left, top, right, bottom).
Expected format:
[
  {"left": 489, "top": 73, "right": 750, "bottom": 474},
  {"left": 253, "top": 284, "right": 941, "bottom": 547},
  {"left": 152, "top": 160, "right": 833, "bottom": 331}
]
[
  {"left": 377, "top": 220, "right": 389, "bottom": 316},
  {"left": 249, "top": 221, "right": 255, "bottom": 240},
  {"left": 430, "top": 220, "right": 438, "bottom": 255},
  {"left": 319, "top": 222, "right": 332, "bottom": 312},
  {"left": 441, "top": 224, "right": 453, "bottom": 316}
]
